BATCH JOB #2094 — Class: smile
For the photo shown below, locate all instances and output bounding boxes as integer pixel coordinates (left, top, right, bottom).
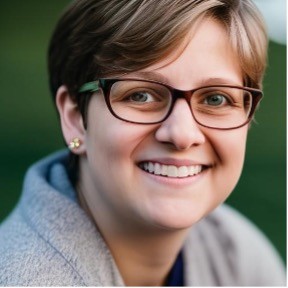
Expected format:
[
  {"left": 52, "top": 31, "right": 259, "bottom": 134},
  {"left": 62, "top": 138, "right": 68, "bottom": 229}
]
[{"left": 139, "top": 162, "right": 205, "bottom": 178}]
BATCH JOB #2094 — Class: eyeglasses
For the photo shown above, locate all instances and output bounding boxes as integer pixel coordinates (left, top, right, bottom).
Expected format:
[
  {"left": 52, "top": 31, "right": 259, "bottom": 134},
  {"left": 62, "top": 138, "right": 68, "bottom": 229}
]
[{"left": 79, "top": 78, "right": 263, "bottom": 130}]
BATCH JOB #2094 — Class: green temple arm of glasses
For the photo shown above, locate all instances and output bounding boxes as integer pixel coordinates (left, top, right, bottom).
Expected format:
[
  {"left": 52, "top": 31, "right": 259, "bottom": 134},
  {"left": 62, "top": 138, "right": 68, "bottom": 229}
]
[{"left": 79, "top": 81, "right": 100, "bottom": 93}]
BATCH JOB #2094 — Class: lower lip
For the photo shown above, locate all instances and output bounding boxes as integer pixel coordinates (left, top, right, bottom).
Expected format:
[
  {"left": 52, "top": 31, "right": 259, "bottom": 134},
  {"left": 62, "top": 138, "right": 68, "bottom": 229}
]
[{"left": 138, "top": 166, "right": 209, "bottom": 187}]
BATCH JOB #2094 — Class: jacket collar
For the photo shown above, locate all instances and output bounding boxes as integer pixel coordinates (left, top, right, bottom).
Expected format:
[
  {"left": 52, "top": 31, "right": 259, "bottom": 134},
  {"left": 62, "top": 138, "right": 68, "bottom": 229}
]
[{"left": 20, "top": 150, "right": 124, "bottom": 286}]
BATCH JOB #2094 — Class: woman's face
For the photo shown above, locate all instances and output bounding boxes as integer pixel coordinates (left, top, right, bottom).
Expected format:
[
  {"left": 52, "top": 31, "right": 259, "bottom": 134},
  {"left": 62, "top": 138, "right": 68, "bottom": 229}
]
[{"left": 79, "top": 18, "right": 247, "bottom": 231}]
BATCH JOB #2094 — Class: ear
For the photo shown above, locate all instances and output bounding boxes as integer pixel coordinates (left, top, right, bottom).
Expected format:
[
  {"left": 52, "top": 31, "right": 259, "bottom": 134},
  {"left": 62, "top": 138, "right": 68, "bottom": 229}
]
[{"left": 56, "top": 85, "right": 86, "bottom": 155}]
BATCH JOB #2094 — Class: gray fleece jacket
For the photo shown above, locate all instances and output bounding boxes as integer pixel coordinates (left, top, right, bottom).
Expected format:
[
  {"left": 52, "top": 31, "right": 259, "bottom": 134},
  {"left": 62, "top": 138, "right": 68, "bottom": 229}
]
[{"left": 0, "top": 150, "right": 285, "bottom": 286}]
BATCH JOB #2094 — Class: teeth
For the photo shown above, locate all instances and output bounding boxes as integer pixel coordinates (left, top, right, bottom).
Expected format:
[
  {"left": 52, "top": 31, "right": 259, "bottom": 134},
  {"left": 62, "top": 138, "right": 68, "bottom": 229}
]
[
  {"left": 148, "top": 162, "right": 154, "bottom": 173},
  {"left": 140, "top": 162, "right": 203, "bottom": 178},
  {"left": 178, "top": 166, "right": 188, "bottom": 177},
  {"left": 168, "top": 165, "right": 178, "bottom": 177},
  {"left": 154, "top": 163, "right": 161, "bottom": 175},
  {"left": 161, "top": 165, "right": 168, "bottom": 176}
]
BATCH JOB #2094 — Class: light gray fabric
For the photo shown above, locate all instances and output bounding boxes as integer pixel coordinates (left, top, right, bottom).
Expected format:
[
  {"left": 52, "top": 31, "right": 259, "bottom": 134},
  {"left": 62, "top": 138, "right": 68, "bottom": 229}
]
[{"left": 0, "top": 150, "right": 286, "bottom": 286}]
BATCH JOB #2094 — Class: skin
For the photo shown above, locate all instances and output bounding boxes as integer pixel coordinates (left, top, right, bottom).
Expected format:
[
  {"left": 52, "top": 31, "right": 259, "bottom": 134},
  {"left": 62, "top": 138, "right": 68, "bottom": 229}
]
[{"left": 57, "top": 18, "right": 248, "bottom": 286}]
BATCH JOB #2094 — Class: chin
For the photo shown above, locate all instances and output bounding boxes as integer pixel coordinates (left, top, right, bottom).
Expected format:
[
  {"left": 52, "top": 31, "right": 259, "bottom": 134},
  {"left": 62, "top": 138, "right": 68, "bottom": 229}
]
[{"left": 146, "top": 204, "right": 209, "bottom": 231}]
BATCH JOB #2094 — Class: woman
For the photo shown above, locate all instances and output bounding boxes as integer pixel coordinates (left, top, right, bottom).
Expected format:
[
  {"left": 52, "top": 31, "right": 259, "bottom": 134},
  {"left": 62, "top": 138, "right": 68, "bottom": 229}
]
[{"left": 0, "top": 0, "right": 285, "bottom": 286}]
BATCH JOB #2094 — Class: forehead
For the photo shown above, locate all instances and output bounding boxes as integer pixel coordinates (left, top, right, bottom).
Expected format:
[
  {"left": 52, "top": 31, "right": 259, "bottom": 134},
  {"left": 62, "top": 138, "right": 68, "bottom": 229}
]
[{"left": 126, "top": 18, "right": 242, "bottom": 88}]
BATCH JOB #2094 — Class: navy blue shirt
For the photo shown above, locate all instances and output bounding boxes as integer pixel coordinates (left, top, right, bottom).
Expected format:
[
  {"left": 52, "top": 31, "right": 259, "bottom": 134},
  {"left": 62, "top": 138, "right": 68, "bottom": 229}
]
[{"left": 166, "top": 251, "right": 184, "bottom": 286}]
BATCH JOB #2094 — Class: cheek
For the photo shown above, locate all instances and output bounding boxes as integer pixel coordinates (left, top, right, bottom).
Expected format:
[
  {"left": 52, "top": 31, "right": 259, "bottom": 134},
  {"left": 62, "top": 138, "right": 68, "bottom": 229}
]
[
  {"left": 86, "top": 97, "right": 153, "bottom": 160},
  {"left": 209, "top": 127, "right": 248, "bottom": 193},
  {"left": 83, "top": 105, "right": 156, "bottom": 207},
  {"left": 85, "top": 106, "right": 156, "bottom": 184},
  {"left": 89, "top": 122, "right": 154, "bottom": 161},
  {"left": 211, "top": 127, "right": 247, "bottom": 164}
]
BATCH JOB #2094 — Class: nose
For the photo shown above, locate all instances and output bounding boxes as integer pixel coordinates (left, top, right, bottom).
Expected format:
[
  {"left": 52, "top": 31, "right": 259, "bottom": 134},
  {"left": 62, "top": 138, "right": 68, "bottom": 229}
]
[{"left": 155, "top": 99, "right": 205, "bottom": 150}]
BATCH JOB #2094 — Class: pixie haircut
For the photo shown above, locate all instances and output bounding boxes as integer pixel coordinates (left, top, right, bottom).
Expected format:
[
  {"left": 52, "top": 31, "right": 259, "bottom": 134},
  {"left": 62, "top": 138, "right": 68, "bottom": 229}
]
[
  {"left": 48, "top": 0, "right": 267, "bottom": 169},
  {"left": 49, "top": 0, "right": 267, "bottom": 109}
]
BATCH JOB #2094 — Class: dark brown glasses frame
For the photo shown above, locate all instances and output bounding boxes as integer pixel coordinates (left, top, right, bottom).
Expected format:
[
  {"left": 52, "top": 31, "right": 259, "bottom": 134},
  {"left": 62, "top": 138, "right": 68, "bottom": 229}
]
[{"left": 79, "top": 78, "right": 263, "bottom": 130}]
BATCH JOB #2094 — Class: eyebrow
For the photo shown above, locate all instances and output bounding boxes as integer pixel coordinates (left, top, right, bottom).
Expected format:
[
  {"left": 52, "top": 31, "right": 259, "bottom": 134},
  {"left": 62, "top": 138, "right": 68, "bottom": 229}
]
[
  {"left": 118, "top": 71, "right": 170, "bottom": 84},
  {"left": 117, "top": 73, "right": 242, "bottom": 87},
  {"left": 199, "top": 77, "right": 243, "bottom": 86}
]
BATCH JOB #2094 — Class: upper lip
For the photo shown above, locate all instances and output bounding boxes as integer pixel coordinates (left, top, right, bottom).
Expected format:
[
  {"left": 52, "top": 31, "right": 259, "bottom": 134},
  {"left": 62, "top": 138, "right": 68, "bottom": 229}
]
[{"left": 137, "top": 158, "right": 211, "bottom": 167}]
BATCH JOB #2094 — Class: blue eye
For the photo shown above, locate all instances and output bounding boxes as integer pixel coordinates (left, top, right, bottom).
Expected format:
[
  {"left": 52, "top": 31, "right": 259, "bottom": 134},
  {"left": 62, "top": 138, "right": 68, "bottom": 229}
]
[
  {"left": 129, "top": 92, "right": 156, "bottom": 102},
  {"left": 204, "top": 94, "right": 227, "bottom": 106}
]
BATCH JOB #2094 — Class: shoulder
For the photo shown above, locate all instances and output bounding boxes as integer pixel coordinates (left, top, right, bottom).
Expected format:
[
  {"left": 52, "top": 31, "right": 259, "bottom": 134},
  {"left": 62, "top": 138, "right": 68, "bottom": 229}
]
[
  {"left": 184, "top": 204, "right": 286, "bottom": 286},
  {"left": 0, "top": 151, "right": 123, "bottom": 286},
  {"left": 208, "top": 204, "right": 286, "bottom": 286},
  {"left": 208, "top": 204, "right": 282, "bottom": 258},
  {"left": 0, "top": 208, "right": 86, "bottom": 286}
]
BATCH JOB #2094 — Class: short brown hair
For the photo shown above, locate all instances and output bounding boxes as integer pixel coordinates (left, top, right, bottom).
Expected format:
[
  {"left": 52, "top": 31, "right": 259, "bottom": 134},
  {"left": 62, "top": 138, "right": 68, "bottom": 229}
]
[{"left": 48, "top": 0, "right": 267, "bottom": 102}]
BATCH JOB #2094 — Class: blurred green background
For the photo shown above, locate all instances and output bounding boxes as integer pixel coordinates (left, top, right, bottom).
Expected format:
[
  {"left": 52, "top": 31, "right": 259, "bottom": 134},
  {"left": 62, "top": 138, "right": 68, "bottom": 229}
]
[{"left": 0, "top": 1, "right": 286, "bottom": 262}]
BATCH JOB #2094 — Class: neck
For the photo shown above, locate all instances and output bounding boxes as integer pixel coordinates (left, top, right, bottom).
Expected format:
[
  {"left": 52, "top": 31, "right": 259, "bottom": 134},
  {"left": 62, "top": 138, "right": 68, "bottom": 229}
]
[
  {"left": 77, "top": 184, "right": 188, "bottom": 286},
  {"left": 105, "top": 228, "right": 188, "bottom": 286}
]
